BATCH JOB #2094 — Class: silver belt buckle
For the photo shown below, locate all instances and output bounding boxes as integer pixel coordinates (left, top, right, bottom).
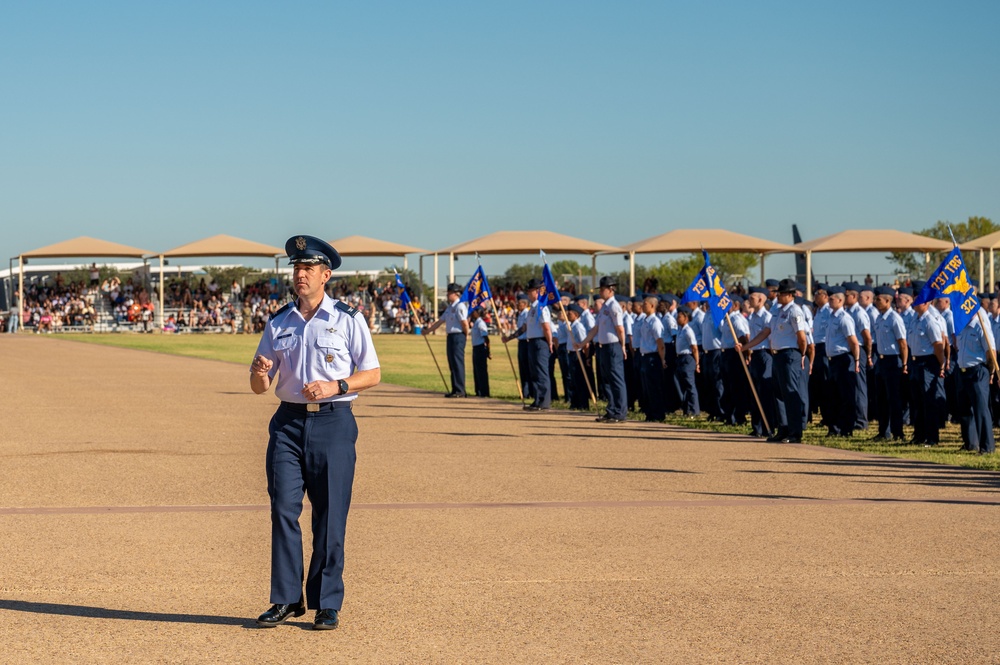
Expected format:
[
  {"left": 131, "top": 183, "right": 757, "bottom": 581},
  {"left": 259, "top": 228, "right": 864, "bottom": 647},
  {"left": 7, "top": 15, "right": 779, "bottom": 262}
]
[{"left": 306, "top": 403, "right": 320, "bottom": 412}]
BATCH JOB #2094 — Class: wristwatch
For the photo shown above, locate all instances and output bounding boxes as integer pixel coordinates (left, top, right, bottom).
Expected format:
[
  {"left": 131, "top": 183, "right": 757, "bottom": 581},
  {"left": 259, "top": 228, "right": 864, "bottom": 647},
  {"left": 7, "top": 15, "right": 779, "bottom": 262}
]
[{"left": 337, "top": 379, "right": 350, "bottom": 395}]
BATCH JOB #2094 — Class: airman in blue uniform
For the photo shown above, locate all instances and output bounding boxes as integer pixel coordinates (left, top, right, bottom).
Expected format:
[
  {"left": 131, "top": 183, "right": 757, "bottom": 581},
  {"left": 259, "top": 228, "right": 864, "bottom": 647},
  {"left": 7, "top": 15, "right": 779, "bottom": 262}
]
[
  {"left": 720, "top": 296, "right": 750, "bottom": 426},
  {"left": 739, "top": 278, "right": 807, "bottom": 442},
  {"left": 908, "top": 299, "right": 946, "bottom": 445},
  {"left": 674, "top": 306, "right": 700, "bottom": 416},
  {"left": 635, "top": 296, "right": 666, "bottom": 422},
  {"left": 576, "top": 276, "right": 628, "bottom": 422},
  {"left": 423, "top": 282, "right": 469, "bottom": 397},
  {"left": 872, "top": 286, "right": 907, "bottom": 440},
  {"left": 956, "top": 314, "right": 996, "bottom": 453},
  {"left": 503, "top": 278, "right": 553, "bottom": 410},
  {"left": 251, "top": 235, "right": 381, "bottom": 630},
  {"left": 746, "top": 286, "right": 775, "bottom": 437}
]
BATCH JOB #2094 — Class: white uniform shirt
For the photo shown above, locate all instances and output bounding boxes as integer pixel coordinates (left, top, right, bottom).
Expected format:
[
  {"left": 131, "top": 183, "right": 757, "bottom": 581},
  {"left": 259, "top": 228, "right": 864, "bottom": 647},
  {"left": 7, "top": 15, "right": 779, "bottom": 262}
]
[{"left": 254, "top": 295, "right": 380, "bottom": 404}]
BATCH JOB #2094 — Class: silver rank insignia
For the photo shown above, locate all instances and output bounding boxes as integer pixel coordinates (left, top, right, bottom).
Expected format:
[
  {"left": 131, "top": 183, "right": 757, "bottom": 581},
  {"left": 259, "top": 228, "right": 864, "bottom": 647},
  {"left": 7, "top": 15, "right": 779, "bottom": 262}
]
[{"left": 326, "top": 327, "right": 337, "bottom": 334}]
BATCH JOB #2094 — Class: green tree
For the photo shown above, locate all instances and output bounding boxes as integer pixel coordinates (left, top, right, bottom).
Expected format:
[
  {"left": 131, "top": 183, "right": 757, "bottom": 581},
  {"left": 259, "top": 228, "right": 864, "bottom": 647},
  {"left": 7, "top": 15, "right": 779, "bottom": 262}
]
[
  {"left": 889, "top": 216, "right": 998, "bottom": 280},
  {"left": 610, "top": 252, "right": 759, "bottom": 294},
  {"left": 501, "top": 263, "right": 542, "bottom": 286}
]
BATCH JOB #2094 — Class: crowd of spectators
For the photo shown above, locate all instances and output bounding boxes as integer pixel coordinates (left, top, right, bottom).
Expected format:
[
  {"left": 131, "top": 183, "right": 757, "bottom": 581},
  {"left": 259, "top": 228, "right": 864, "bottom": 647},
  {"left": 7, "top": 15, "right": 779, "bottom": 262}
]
[{"left": 16, "top": 272, "right": 156, "bottom": 333}]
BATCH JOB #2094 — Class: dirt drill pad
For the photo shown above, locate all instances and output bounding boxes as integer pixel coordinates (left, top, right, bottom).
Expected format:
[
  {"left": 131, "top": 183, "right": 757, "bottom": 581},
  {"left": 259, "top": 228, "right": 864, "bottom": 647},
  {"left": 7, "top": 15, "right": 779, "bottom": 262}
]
[{"left": 1, "top": 336, "right": 999, "bottom": 663}]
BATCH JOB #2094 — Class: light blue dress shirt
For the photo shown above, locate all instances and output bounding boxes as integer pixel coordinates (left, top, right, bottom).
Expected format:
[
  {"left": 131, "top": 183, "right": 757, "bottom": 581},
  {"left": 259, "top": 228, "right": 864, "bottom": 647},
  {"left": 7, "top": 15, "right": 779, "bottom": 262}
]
[
  {"left": 443, "top": 299, "right": 469, "bottom": 334},
  {"left": 638, "top": 315, "right": 664, "bottom": 355},
  {"left": 721, "top": 312, "right": 750, "bottom": 349},
  {"left": 525, "top": 302, "right": 551, "bottom": 339},
  {"left": 596, "top": 298, "right": 624, "bottom": 344},
  {"left": 769, "top": 302, "right": 806, "bottom": 350},
  {"left": 812, "top": 304, "right": 831, "bottom": 344},
  {"left": 660, "top": 311, "right": 678, "bottom": 343},
  {"left": 516, "top": 308, "right": 529, "bottom": 340},
  {"left": 825, "top": 308, "right": 856, "bottom": 357},
  {"left": 911, "top": 310, "right": 945, "bottom": 357},
  {"left": 873, "top": 309, "right": 906, "bottom": 356},
  {"left": 701, "top": 314, "right": 723, "bottom": 351},
  {"left": 676, "top": 324, "right": 697, "bottom": 355},
  {"left": 471, "top": 317, "right": 489, "bottom": 346},
  {"left": 957, "top": 315, "right": 995, "bottom": 369},
  {"left": 254, "top": 295, "right": 380, "bottom": 404},
  {"left": 689, "top": 308, "right": 705, "bottom": 346},
  {"left": 748, "top": 308, "right": 772, "bottom": 351}
]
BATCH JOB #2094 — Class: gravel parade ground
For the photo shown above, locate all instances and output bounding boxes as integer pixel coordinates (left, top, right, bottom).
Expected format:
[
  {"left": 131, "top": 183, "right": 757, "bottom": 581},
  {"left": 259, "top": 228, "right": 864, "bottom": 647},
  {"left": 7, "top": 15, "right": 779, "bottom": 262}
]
[{"left": 1, "top": 335, "right": 998, "bottom": 663}]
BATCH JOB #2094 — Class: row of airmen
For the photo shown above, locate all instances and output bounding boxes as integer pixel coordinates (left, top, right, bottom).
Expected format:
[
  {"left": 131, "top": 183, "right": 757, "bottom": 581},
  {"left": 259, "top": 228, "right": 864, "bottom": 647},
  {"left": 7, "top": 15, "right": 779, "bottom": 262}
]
[{"left": 428, "top": 275, "right": 997, "bottom": 453}]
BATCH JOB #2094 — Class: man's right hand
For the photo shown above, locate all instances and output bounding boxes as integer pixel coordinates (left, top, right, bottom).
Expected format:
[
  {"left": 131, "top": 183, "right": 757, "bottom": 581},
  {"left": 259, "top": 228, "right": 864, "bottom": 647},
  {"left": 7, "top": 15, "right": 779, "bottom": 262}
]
[{"left": 251, "top": 355, "right": 273, "bottom": 376}]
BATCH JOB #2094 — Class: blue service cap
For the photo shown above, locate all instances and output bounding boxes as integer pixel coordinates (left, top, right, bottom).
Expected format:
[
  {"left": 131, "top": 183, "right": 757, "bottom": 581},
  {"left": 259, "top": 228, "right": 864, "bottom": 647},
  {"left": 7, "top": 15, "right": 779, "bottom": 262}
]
[
  {"left": 860, "top": 284, "right": 874, "bottom": 293},
  {"left": 285, "top": 235, "right": 342, "bottom": 269},
  {"left": 794, "top": 296, "right": 810, "bottom": 307},
  {"left": 615, "top": 295, "right": 628, "bottom": 303},
  {"left": 516, "top": 293, "right": 529, "bottom": 302},
  {"left": 567, "top": 304, "right": 584, "bottom": 315},
  {"left": 748, "top": 286, "right": 768, "bottom": 295},
  {"left": 630, "top": 295, "right": 644, "bottom": 303},
  {"left": 764, "top": 279, "right": 779, "bottom": 288},
  {"left": 526, "top": 278, "right": 543, "bottom": 290},
  {"left": 813, "top": 282, "right": 829, "bottom": 293},
  {"left": 874, "top": 286, "right": 895, "bottom": 297},
  {"left": 842, "top": 281, "right": 862, "bottom": 292},
  {"left": 827, "top": 285, "right": 846, "bottom": 296},
  {"left": 984, "top": 293, "right": 996, "bottom": 300},
  {"left": 675, "top": 304, "right": 693, "bottom": 316},
  {"left": 795, "top": 282, "right": 806, "bottom": 293},
  {"left": 574, "top": 294, "right": 589, "bottom": 303},
  {"left": 897, "top": 287, "right": 914, "bottom": 296},
  {"left": 910, "top": 280, "right": 926, "bottom": 291},
  {"left": 447, "top": 282, "right": 462, "bottom": 294},
  {"left": 731, "top": 294, "right": 744, "bottom": 305}
]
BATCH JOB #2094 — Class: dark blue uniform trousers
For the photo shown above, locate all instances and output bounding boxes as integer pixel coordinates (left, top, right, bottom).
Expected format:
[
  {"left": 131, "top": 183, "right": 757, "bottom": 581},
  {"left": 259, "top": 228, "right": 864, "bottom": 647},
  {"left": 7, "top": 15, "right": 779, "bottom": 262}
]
[
  {"left": 267, "top": 402, "right": 357, "bottom": 611},
  {"left": 598, "top": 343, "right": 628, "bottom": 419},
  {"left": 958, "top": 364, "right": 994, "bottom": 453},
  {"left": 568, "top": 347, "right": 591, "bottom": 409},
  {"left": 749, "top": 350, "right": 775, "bottom": 437},
  {"left": 854, "top": 348, "right": 869, "bottom": 430},
  {"left": 675, "top": 353, "right": 699, "bottom": 416},
  {"left": 874, "top": 354, "right": 904, "bottom": 439},
  {"left": 773, "top": 349, "right": 805, "bottom": 438},
  {"left": 721, "top": 349, "right": 748, "bottom": 426},
  {"left": 639, "top": 352, "right": 666, "bottom": 421},
  {"left": 810, "top": 343, "right": 830, "bottom": 425},
  {"left": 912, "top": 355, "right": 944, "bottom": 444},
  {"left": 551, "top": 342, "right": 570, "bottom": 402},
  {"left": 527, "top": 338, "right": 552, "bottom": 408},
  {"left": 472, "top": 343, "right": 490, "bottom": 397},
  {"left": 828, "top": 354, "right": 857, "bottom": 436},
  {"left": 446, "top": 332, "right": 467, "bottom": 396},
  {"left": 517, "top": 339, "right": 533, "bottom": 400},
  {"left": 701, "top": 349, "right": 723, "bottom": 419}
]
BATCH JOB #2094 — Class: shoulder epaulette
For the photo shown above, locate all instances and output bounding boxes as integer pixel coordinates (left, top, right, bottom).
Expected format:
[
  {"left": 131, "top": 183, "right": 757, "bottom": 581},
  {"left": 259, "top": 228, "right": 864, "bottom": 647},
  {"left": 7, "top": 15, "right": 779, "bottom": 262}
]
[
  {"left": 334, "top": 300, "right": 360, "bottom": 317},
  {"left": 274, "top": 301, "right": 294, "bottom": 316}
]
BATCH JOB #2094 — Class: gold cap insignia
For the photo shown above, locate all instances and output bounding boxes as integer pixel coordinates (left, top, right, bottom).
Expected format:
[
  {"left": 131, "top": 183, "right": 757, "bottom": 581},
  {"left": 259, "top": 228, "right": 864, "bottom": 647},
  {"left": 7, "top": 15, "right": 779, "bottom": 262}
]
[{"left": 295, "top": 236, "right": 307, "bottom": 251}]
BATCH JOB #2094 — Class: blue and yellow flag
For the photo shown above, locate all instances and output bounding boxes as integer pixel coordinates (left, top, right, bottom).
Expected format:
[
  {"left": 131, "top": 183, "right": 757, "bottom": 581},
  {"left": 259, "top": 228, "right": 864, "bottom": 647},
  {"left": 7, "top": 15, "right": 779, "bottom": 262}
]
[
  {"left": 394, "top": 270, "right": 412, "bottom": 310},
  {"left": 914, "top": 246, "right": 980, "bottom": 332},
  {"left": 683, "top": 250, "right": 732, "bottom": 326},
  {"left": 539, "top": 262, "right": 561, "bottom": 310},
  {"left": 460, "top": 265, "right": 493, "bottom": 312}
]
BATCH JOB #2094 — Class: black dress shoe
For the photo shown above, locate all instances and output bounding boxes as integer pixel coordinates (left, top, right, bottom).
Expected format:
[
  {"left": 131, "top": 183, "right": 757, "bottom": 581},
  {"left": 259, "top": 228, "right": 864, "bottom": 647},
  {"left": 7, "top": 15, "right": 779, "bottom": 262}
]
[
  {"left": 781, "top": 437, "right": 802, "bottom": 444},
  {"left": 256, "top": 601, "right": 306, "bottom": 627},
  {"left": 765, "top": 433, "right": 784, "bottom": 443},
  {"left": 313, "top": 608, "right": 339, "bottom": 630}
]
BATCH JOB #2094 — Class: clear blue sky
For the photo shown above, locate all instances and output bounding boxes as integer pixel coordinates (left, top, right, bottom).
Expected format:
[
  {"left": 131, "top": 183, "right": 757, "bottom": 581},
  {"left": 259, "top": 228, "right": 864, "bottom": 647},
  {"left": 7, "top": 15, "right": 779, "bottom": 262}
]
[{"left": 3, "top": 1, "right": 998, "bottom": 283}]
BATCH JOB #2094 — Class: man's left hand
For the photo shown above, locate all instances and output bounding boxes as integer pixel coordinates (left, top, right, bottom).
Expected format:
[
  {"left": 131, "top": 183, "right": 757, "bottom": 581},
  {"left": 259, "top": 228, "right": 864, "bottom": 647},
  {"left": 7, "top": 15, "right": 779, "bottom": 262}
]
[{"left": 302, "top": 381, "right": 336, "bottom": 401}]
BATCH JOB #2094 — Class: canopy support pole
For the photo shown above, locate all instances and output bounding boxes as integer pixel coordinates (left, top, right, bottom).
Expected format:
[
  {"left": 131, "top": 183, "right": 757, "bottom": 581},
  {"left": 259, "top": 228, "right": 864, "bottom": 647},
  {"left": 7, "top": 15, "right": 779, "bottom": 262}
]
[
  {"left": 991, "top": 249, "right": 995, "bottom": 294},
  {"left": 979, "top": 249, "right": 985, "bottom": 295},
  {"left": 805, "top": 251, "right": 813, "bottom": 300},
  {"left": 449, "top": 252, "right": 455, "bottom": 285},
  {"left": 759, "top": 254, "right": 765, "bottom": 286},
  {"left": 591, "top": 255, "right": 597, "bottom": 293},
  {"left": 629, "top": 251, "right": 635, "bottom": 296},
  {"left": 158, "top": 254, "right": 165, "bottom": 329},
  {"left": 17, "top": 255, "right": 23, "bottom": 331},
  {"left": 403, "top": 255, "right": 408, "bottom": 272},
  {"left": 433, "top": 253, "right": 439, "bottom": 322},
  {"left": 418, "top": 255, "right": 424, "bottom": 308}
]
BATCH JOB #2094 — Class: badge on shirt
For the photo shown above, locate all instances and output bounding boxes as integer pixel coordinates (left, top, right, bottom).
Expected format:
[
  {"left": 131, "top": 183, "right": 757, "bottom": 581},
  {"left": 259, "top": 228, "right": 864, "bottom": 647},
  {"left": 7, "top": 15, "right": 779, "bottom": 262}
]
[
  {"left": 326, "top": 327, "right": 337, "bottom": 334},
  {"left": 325, "top": 353, "right": 334, "bottom": 363}
]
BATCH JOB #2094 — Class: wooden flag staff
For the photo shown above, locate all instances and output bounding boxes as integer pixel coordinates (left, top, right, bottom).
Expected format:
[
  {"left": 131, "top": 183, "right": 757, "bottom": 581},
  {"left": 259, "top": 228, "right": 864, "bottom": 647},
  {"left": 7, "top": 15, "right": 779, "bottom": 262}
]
[
  {"left": 408, "top": 301, "right": 450, "bottom": 392},
  {"left": 556, "top": 299, "right": 599, "bottom": 415},
  {"left": 725, "top": 312, "right": 772, "bottom": 436},
  {"left": 487, "top": 295, "right": 526, "bottom": 405}
]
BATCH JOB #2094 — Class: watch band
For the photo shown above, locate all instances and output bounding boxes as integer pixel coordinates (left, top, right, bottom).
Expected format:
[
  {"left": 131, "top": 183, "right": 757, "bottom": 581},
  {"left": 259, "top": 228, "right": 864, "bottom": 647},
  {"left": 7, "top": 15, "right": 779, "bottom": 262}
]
[{"left": 338, "top": 379, "right": 349, "bottom": 395}]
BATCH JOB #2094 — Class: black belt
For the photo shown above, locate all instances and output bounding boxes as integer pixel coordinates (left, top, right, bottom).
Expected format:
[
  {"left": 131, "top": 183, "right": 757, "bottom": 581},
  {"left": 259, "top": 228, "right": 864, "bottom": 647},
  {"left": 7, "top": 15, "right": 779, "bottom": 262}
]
[
  {"left": 528, "top": 336, "right": 545, "bottom": 341},
  {"left": 280, "top": 401, "right": 353, "bottom": 413},
  {"left": 447, "top": 331, "right": 464, "bottom": 335},
  {"left": 772, "top": 348, "right": 800, "bottom": 354},
  {"left": 878, "top": 353, "right": 899, "bottom": 359}
]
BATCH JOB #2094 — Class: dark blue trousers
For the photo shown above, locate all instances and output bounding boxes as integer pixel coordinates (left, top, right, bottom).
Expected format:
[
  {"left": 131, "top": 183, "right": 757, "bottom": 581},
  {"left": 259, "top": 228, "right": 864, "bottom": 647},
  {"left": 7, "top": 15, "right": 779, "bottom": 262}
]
[
  {"left": 639, "top": 352, "right": 666, "bottom": 421},
  {"left": 721, "top": 349, "right": 748, "bottom": 426},
  {"left": 472, "top": 343, "right": 490, "bottom": 397},
  {"left": 446, "top": 332, "right": 467, "bottom": 396},
  {"left": 556, "top": 343, "right": 572, "bottom": 403},
  {"left": 958, "top": 364, "right": 994, "bottom": 453},
  {"left": 550, "top": 342, "right": 570, "bottom": 402},
  {"left": 517, "top": 340, "right": 532, "bottom": 400},
  {"left": 675, "top": 353, "right": 699, "bottom": 416},
  {"left": 913, "top": 355, "right": 944, "bottom": 444},
  {"left": 701, "top": 349, "right": 723, "bottom": 419},
  {"left": 854, "top": 348, "right": 869, "bottom": 430},
  {"left": 598, "top": 343, "right": 628, "bottom": 419},
  {"left": 266, "top": 403, "right": 357, "bottom": 611},
  {"left": 527, "top": 338, "right": 552, "bottom": 408},
  {"left": 810, "top": 344, "right": 830, "bottom": 425},
  {"left": 828, "top": 354, "right": 857, "bottom": 436},
  {"left": 749, "top": 350, "right": 775, "bottom": 436},
  {"left": 773, "top": 349, "right": 804, "bottom": 438},
  {"left": 568, "top": 347, "right": 591, "bottom": 409},
  {"left": 662, "top": 345, "right": 679, "bottom": 413},
  {"left": 874, "top": 354, "right": 904, "bottom": 439}
]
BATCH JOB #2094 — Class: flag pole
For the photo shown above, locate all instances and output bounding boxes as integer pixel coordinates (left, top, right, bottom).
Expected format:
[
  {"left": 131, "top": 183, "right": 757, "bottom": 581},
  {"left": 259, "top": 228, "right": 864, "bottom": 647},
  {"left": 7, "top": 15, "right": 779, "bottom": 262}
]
[
  {"left": 395, "top": 268, "right": 450, "bottom": 393},
  {"left": 475, "top": 254, "right": 524, "bottom": 405},
  {"left": 408, "top": 301, "right": 450, "bottom": 392},
  {"left": 725, "top": 312, "right": 771, "bottom": 435}
]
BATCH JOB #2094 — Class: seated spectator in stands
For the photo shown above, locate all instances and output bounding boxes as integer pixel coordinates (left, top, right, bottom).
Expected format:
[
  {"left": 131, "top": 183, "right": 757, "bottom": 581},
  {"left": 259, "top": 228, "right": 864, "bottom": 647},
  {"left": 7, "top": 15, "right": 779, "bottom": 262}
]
[
  {"left": 37, "top": 308, "right": 53, "bottom": 334},
  {"left": 163, "top": 314, "right": 178, "bottom": 333}
]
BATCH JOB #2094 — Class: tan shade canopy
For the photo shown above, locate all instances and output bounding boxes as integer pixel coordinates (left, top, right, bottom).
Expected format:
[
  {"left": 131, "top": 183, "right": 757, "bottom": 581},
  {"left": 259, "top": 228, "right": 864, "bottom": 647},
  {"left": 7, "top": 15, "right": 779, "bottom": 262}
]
[
  {"left": 328, "top": 235, "right": 427, "bottom": 256},
  {"left": 793, "top": 229, "right": 953, "bottom": 253},
  {"left": 960, "top": 230, "right": 1000, "bottom": 250},
  {"left": 622, "top": 229, "right": 794, "bottom": 254},
  {"left": 162, "top": 234, "right": 282, "bottom": 258},
  {"left": 21, "top": 236, "right": 153, "bottom": 259},
  {"left": 438, "top": 230, "right": 620, "bottom": 255}
]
